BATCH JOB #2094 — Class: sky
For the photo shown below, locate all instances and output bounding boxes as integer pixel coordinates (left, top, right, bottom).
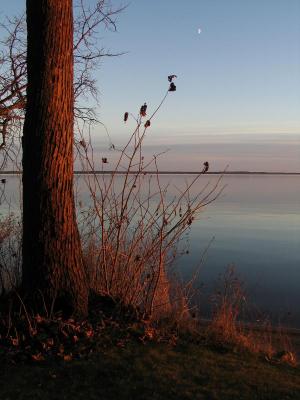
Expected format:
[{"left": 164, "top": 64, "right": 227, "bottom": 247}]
[{"left": 1, "top": 0, "right": 300, "bottom": 171}]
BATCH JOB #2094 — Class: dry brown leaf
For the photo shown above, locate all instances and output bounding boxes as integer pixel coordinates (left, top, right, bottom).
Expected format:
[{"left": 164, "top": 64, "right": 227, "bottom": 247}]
[
  {"left": 63, "top": 354, "right": 72, "bottom": 362},
  {"left": 32, "top": 353, "right": 45, "bottom": 361}
]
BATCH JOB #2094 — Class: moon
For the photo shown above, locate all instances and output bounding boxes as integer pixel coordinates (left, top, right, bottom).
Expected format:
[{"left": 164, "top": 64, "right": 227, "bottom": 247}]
[{"left": 198, "top": 28, "right": 202, "bottom": 34}]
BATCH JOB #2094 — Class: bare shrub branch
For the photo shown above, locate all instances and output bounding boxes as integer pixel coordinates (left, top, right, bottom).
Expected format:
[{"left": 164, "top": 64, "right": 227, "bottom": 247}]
[{"left": 75, "top": 86, "right": 223, "bottom": 320}]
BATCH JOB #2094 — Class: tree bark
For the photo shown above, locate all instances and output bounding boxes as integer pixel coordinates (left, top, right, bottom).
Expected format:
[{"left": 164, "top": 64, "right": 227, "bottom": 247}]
[{"left": 22, "top": 0, "right": 88, "bottom": 316}]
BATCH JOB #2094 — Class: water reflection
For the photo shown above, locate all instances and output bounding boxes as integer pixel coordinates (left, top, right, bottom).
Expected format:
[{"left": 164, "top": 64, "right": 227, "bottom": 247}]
[{"left": 1, "top": 174, "right": 299, "bottom": 326}]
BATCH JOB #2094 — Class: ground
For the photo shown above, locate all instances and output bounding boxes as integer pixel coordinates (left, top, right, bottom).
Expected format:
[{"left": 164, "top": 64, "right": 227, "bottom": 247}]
[{"left": 1, "top": 341, "right": 300, "bottom": 400}]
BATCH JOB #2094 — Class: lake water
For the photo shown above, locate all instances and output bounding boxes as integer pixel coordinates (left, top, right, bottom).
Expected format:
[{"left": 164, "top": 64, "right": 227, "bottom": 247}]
[{"left": 1, "top": 174, "right": 299, "bottom": 327}]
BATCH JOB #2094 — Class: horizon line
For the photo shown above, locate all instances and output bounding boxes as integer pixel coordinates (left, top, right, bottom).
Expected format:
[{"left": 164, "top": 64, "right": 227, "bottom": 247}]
[{"left": 1, "top": 170, "right": 300, "bottom": 176}]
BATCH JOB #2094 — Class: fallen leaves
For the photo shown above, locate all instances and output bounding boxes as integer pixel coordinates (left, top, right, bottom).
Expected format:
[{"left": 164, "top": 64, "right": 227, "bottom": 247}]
[
  {"left": 0, "top": 296, "right": 179, "bottom": 365},
  {"left": 0, "top": 313, "right": 103, "bottom": 364}
]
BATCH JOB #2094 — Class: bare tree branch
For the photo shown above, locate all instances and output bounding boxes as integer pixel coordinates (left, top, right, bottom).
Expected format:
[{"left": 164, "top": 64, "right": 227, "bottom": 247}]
[{"left": 0, "top": 1, "right": 125, "bottom": 169}]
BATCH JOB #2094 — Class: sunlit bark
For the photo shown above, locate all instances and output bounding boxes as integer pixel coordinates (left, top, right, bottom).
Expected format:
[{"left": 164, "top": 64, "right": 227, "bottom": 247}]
[{"left": 22, "top": 0, "right": 88, "bottom": 316}]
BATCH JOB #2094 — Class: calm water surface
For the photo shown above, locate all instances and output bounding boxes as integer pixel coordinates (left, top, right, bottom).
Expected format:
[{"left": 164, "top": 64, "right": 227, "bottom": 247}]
[
  {"left": 176, "top": 175, "right": 300, "bottom": 326},
  {"left": 1, "top": 174, "right": 299, "bottom": 327}
]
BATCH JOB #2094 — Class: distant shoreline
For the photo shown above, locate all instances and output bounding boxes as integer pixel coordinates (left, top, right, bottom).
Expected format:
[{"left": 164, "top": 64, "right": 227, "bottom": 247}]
[{"left": 1, "top": 171, "right": 300, "bottom": 176}]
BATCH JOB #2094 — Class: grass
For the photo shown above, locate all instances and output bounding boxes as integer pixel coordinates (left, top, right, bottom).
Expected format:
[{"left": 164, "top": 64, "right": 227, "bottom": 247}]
[
  {"left": 1, "top": 293, "right": 299, "bottom": 399},
  {"left": 0, "top": 340, "right": 299, "bottom": 400}
]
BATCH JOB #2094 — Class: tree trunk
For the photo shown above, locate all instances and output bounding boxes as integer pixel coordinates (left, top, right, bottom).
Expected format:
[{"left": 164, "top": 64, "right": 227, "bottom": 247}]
[{"left": 22, "top": 0, "right": 88, "bottom": 316}]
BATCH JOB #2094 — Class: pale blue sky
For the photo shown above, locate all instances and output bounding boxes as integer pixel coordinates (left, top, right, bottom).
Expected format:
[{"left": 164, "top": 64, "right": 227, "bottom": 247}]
[
  {"left": 1, "top": 0, "right": 300, "bottom": 171},
  {"left": 99, "top": 0, "right": 300, "bottom": 134}
]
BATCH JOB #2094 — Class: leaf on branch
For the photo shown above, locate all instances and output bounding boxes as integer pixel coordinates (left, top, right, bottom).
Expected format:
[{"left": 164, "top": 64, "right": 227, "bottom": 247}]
[
  {"left": 169, "top": 82, "right": 176, "bottom": 92},
  {"left": 79, "top": 139, "right": 86, "bottom": 148},
  {"left": 140, "top": 103, "right": 147, "bottom": 117},
  {"left": 168, "top": 75, "right": 177, "bottom": 82},
  {"left": 144, "top": 120, "right": 151, "bottom": 128},
  {"left": 124, "top": 112, "right": 129, "bottom": 122},
  {"left": 187, "top": 217, "right": 194, "bottom": 226},
  {"left": 203, "top": 161, "right": 209, "bottom": 173}
]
